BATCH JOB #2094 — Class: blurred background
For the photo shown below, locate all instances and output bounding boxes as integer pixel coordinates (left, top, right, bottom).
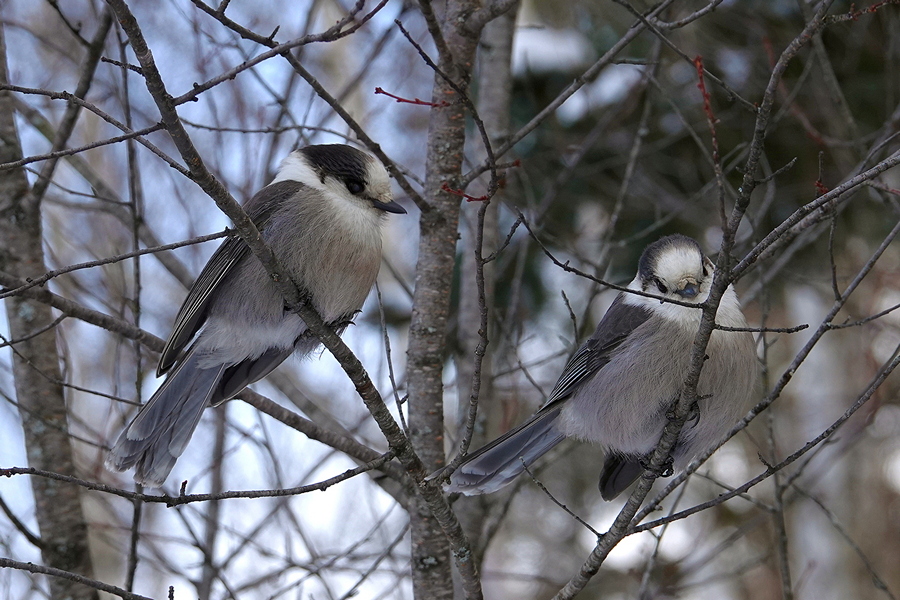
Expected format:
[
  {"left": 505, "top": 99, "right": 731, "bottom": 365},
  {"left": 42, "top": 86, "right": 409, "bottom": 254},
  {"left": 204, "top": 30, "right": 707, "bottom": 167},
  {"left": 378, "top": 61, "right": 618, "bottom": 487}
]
[{"left": 1, "top": 1, "right": 899, "bottom": 599}]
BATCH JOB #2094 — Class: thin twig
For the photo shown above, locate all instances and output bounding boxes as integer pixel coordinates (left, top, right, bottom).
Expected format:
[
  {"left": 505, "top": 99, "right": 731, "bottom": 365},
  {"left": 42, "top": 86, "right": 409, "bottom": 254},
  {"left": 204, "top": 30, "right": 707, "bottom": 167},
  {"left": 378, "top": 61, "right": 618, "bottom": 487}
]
[
  {"left": 0, "top": 557, "right": 153, "bottom": 600},
  {"left": 0, "top": 231, "right": 229, "bottom": 300},
  {"left": 522, "top": 462, "right": 602, "bottom": 537},
  {"left": 1, "top": 453, "right": 393, "bottom": 505}
]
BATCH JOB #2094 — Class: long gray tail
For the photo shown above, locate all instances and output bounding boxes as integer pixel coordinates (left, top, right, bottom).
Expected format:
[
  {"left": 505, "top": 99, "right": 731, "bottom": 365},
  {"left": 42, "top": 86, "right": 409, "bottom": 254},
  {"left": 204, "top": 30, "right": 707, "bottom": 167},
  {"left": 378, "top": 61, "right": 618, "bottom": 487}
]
[
  {"left": 443, "top": 407, "right": 565, "bottom": 495},
  {"left": 106, "top": 349, "right": 225, "bottom": 487}
]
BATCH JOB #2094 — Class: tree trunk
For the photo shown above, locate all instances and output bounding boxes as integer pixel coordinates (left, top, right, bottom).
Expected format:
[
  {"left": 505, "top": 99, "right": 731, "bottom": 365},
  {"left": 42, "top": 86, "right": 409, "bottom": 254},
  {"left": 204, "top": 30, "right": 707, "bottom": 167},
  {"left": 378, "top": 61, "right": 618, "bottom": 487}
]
[
  {"left": 406, "top": 1, "right": 484, "bottom": 597},
  {"left": 0, "top": 24, "right": 99, "bottom": 600},
  {"left": 453, "top": 2, "right": 518, "bottom": 564}
]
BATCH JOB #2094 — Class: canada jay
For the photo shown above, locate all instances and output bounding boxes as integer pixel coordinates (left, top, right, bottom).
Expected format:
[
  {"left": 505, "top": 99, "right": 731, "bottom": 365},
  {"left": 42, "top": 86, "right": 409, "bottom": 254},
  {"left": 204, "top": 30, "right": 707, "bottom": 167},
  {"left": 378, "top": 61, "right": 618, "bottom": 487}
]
[
  {"left": 107, "top": 144, "right": 405, "bottom": 487},
  {"left": 443, "top": 234, "right": 757, "bottom": 500}
]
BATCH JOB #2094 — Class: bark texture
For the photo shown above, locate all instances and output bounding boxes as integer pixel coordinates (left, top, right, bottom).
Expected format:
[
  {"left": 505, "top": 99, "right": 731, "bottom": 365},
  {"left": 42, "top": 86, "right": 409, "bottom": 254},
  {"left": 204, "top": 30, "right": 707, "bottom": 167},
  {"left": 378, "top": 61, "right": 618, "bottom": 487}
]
[
  {"left": 406, "top": 1, "right": 484, "bottom": 597},
  {"left": 454, "top": 3, "right": 518, "bottom": 564},
  {"left": 0, "top": 25, "right": 99, "bottom": 600}
]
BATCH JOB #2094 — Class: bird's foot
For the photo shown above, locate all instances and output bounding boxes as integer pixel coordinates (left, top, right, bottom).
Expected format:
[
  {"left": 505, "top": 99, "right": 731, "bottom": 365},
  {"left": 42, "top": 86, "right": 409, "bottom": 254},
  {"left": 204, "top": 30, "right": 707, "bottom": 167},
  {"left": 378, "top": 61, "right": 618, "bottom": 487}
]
[
  {"left": 639, "top": 455, "right": 674, "bottom": 478},
  {"left": 665, "top": 394, "right": 710, "bottom": 426}
]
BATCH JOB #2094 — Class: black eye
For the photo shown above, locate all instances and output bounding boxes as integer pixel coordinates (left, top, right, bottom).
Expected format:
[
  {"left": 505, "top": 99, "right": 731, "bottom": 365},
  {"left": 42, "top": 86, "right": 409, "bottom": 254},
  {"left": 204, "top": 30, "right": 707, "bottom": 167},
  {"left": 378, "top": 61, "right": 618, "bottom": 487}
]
[
  {"left": 656, "top": 279, "right": 668, "bottom": 294},
  {"left": 345, "top": 179, "right": 365, "bottom": 195}
]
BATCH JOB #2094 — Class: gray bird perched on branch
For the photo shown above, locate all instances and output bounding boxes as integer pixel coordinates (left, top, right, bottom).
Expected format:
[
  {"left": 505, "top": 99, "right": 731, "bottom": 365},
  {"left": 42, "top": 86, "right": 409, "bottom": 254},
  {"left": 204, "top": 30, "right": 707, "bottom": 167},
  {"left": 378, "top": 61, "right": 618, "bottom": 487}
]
[
  {"left": 441, "top": 234, "right": 758, "bottom": 500},
  {"left": 107, "top": 144, "right": 406, "bottom": 487}
]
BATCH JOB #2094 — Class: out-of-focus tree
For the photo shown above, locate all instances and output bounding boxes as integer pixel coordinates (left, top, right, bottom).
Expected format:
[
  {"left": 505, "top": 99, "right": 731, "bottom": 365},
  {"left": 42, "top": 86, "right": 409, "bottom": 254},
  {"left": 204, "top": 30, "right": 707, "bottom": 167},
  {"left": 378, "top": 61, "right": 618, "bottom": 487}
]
[{"left": 0, "top": 1, "right": 899, "bottom": 599}]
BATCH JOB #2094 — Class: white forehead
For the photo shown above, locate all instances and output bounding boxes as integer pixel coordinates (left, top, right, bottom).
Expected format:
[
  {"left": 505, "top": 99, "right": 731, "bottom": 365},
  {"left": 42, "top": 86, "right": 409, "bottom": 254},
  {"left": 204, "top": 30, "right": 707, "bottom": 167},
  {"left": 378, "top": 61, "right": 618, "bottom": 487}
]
[
  {"left": 272, "top": 152, "right": 319, "bottom": 187},
  {"left": 653, "top": 244, "right": 704, "bottom": 281},
  {"left": 272, "top": 149, "right": 391, "bottom": 197},
  {"left": 364, "top": 154, "right": 391, "bottom": 195}
]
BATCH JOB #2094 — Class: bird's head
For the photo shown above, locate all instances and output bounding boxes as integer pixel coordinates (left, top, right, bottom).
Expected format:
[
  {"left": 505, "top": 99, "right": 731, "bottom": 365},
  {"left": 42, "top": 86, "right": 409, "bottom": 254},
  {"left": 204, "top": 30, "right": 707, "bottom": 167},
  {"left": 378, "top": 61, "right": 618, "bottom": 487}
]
[
  {"left": 637, "top": 234, "right": 714, "bottom": 303},
  {"left": 277, "top": 144, "right": 406, "bottom": 215}
]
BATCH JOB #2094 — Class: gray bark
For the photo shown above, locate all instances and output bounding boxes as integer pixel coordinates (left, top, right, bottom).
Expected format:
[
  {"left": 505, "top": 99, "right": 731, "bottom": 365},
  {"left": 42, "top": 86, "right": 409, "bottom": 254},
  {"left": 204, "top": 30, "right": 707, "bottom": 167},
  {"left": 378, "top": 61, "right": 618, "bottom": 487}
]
[
  {"left": 406, "top": 1, "right": 485, "bottom": 597},
  {"left": 0, "top": 24, "right": 99, "bottom": 600},
  {"left": 454, "top": 3, "right": 518, "bottom": 564}
]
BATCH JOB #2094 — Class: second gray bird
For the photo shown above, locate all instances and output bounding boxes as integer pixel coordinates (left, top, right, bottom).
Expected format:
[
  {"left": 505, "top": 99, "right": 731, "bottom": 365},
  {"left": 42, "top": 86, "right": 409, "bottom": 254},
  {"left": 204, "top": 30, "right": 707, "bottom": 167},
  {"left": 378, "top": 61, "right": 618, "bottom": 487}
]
[
  {"left": 444, "top": 234, "right": 757, "bottom": 500},
  {"left": 107, "top": 144, "right": 405, "bottom": 487}
]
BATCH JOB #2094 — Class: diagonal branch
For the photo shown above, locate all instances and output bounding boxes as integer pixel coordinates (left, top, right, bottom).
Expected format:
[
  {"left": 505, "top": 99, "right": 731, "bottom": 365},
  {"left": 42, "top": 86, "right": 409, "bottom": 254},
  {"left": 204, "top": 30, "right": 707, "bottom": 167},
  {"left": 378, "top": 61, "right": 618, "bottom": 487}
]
[
  {"left": 105, "top": 2, "right": 481, "bottom": 593},
  {"left": 553, "top": 3, "right": 837, "bottom": 597}
]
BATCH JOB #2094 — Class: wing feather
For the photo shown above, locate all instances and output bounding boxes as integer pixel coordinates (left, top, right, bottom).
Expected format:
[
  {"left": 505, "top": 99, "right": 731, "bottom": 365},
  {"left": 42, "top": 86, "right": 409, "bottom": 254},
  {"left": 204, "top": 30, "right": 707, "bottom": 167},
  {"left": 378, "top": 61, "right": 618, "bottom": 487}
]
[
  {"left": 542, "top": 294, "right": 652, "bottom": 407},
  {"left": 440, "top": 293, "right": 654, "bottom": 495},
  {"left": 157, "top": 180, "right": 304, "bottom": 375}
]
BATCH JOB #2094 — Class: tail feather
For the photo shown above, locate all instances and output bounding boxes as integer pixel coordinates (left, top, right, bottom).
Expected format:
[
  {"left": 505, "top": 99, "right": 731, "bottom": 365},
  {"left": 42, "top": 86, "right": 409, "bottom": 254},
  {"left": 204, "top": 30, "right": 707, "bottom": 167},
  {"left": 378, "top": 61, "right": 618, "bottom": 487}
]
[
  {"left": 216, "top": 346, "right": 292, "bottom": 404},
  {"left": 107, "top": 350, "right": 225, "bottom": 487},
  {"left": 598, "top": 453, "right": 644, "bottom": 500},
  {"left": 444, "top": 407, "right": 565, "bottom": 495}
]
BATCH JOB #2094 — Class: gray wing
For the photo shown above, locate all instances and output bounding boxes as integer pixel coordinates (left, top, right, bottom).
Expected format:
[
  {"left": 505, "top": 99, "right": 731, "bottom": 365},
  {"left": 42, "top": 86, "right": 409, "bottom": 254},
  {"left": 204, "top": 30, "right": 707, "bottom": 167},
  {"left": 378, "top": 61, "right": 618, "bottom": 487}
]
[
  {"left": 541, "top": 295, "right": 653, "bottom": 409},
  {"left": 157, "top": 180, "right": 304, "bottom": 375},
  {"left": 157, "top": 238, "right": 248, "bottom": 375},
  {"left": 443, "top": 294, "right": 653, "bottom": 495},
  {"left": 214, "top": 345, "right": 294, "bottom": 405}
]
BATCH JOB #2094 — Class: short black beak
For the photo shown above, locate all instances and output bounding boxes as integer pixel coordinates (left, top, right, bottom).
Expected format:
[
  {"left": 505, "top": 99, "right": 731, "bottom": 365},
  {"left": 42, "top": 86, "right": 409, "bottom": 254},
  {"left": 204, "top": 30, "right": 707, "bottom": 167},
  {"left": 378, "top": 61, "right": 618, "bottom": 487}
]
[
  {"left": 372, "top": 198, "right": 407, "bottom": 214},
  {"left": 676, "top": 283, "right": 699, "bottom": 298}
]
